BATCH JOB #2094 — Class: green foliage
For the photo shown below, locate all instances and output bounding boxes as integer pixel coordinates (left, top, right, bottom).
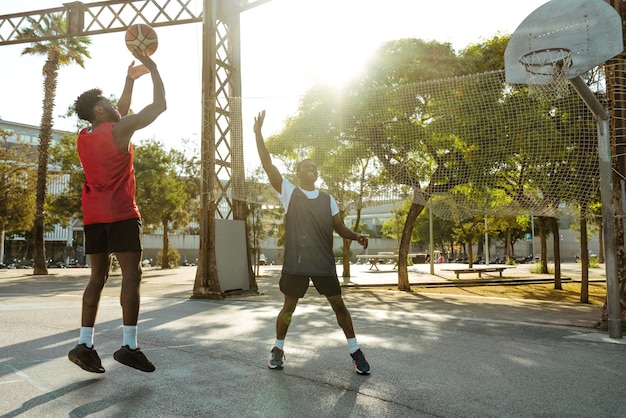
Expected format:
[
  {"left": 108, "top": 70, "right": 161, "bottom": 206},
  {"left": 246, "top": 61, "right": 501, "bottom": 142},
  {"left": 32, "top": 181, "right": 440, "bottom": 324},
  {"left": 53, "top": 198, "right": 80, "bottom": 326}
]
[
  {"left": 362, "top": 38, "right": 461, "bottom": 85},
  {"left": 18, "top": 13, "right": 91, "bottom": 66},
  {"left": 531, "top": 261, "right": 553, "bottom": 274},
  {"left": 413, "top": 208, "right": 456, "bottom": 249},
  {"left": 47, "top": 132, "right": 84, "bottom": 224},
  {"left": 134, "top": 139, "right": 193, "bottom": 232},
  {"left": 0, "top": 130, "right": 36, "bottom": 233},
  {"left": 451, "top": 216, "right": 485, "bottom": 246},
  {"left": 133, "top": 139, "right": 198, "bottom": 270},
  {"left": 459, "top": 34, "right": 510, "bottom": 73},
  {"left": 381, "top": 202, "right": 408, "bottom": 242},
  {"left": 156, "top": 248, "right": 180, "bottom": 268}
]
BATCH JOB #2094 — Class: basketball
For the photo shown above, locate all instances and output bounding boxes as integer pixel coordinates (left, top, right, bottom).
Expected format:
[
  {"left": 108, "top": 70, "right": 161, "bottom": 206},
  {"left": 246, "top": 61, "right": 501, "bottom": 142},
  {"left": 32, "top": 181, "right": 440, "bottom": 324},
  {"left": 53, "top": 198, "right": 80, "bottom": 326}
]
[{"left": 125, "top": 23, "right": 158, "bottom": 56}]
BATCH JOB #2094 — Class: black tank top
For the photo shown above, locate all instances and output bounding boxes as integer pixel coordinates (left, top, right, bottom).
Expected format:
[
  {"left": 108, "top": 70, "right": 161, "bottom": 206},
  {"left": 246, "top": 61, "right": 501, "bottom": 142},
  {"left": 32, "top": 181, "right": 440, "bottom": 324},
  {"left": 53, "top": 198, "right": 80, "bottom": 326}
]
[{"left": 283, "top": 188, "right": 336, "bottom": 276}]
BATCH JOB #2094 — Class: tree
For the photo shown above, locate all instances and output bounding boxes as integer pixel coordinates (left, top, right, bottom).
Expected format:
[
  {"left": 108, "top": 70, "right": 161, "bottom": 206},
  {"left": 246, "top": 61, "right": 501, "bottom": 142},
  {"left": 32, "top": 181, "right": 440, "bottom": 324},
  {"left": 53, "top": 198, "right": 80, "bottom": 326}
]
[
  {"left": 459, "top": 34, "right": 510, "bottom": 74},
  {"left": 0, "top": 130, "right": 36, "bottom": 263},
  {"left": 413, "top": 209, "right": 456, "bottom": 253},
  {"left": 134, "top": 140, "right": 195, "bottom": 269},
  {"left": 264, "top": 37, "right": 517, "bottom": 291},
  {"left": 18, "top": 14, "right": 91, "bottom": 275},
  {"left": 490, "top": 215, "right": 530, "bottom": 262},
  {"left": 452, "top": 217, "right": 485, "bottom": 268},
  {"left": 381, "top": 202, "right": 408, "bottom": 250},
  {"left": 47, "top": 132, "right": 84, "bottom": 225}
]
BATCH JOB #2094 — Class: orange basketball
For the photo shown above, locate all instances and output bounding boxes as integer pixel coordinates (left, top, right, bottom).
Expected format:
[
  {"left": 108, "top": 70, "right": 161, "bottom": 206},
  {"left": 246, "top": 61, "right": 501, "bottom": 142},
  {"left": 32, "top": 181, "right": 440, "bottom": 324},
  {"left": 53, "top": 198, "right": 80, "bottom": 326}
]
[{"left": 125, "top": 23, "right": 158, "bottom": 56}]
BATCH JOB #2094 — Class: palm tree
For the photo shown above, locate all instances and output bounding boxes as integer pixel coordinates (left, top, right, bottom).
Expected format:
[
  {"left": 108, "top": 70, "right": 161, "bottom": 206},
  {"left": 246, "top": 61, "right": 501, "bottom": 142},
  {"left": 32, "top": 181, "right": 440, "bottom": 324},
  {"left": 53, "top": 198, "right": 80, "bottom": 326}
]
[{"left": 18, "top": 14, "right": 90, "bottom": 275}]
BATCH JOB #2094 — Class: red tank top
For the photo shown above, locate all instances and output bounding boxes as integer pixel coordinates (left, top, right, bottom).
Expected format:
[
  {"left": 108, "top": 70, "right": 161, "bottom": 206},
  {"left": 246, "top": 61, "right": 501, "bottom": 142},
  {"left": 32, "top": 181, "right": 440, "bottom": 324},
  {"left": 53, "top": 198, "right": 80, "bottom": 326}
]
[{"left": 77, "top": 122, "right": 141, "bottom": 225}]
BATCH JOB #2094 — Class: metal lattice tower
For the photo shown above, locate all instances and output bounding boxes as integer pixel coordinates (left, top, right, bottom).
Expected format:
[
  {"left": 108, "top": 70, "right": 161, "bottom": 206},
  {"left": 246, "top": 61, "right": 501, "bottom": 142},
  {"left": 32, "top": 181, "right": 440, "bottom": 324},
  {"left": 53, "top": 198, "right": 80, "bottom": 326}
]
[{"left": 0, "top": 0, "right": 269, "bottom": 297}]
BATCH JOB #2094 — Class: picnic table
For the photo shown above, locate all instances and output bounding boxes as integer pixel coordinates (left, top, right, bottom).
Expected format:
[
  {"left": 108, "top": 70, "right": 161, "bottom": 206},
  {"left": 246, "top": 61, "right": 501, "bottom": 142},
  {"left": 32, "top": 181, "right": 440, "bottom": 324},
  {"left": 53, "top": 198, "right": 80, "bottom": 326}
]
[
  {"left": 356, "top": 253, "right": 429, "bottom": 270},
  {"left": 356, "top": 254, "right": 398, "bottom": 270},
  {"left": 441, "top": 265, "right": 515, "bottom": 279}
]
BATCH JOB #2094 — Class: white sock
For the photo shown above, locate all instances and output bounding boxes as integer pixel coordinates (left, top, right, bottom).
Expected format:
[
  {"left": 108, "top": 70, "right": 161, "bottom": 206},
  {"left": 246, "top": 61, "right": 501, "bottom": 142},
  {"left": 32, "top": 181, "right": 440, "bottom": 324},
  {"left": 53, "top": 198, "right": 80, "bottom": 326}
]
[
  {"left": 78, "top": 327, "right": 94, "bottom": 348},
  {"left": 123, "top": 325, "right": 138, "bottom": 350},
  {"left": 347, "top": 337, "right": 359, "bottom": 354},
  {"left": 274, "top": 339, "right": 284, "bottom": 350}
]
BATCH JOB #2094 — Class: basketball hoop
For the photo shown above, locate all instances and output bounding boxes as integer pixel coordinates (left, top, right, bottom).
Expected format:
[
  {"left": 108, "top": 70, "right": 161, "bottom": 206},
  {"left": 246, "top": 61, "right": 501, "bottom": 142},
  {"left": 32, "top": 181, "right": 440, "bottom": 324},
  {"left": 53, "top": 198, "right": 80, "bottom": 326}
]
[{"left": 519, "top": 48, "right": 573, "bottom": 99}]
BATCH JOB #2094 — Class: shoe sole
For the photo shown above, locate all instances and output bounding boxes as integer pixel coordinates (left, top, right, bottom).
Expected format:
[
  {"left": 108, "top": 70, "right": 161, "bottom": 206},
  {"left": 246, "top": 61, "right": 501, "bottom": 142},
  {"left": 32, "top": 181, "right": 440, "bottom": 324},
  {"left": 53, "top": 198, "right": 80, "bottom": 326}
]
[
  {"left": 114, "top": 351, "right": 155, "bottom": 372},
  {"left": 68, "top": 354, "right": 105, "bottom": 373},
  {"left": 268, "top": 364, "right": 283, "bottom": 370}
]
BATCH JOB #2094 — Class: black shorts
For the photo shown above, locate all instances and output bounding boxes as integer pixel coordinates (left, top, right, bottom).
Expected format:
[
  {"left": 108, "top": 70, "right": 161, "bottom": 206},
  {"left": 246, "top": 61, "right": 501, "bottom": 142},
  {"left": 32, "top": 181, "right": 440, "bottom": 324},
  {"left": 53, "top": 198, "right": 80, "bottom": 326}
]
[
  {"left": 279, "top": 273, "right": 341, "bottom": 298},
  {"left": 84, "top": 218, "right": 142, "bottom": 254}
]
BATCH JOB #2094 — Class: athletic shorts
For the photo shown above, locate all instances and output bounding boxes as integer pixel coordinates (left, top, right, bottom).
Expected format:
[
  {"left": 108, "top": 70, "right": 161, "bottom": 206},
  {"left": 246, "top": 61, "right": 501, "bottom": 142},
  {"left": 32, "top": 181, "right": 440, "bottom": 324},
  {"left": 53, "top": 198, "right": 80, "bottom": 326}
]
[
  {"left": 84, "top": 218, "right": 142, "bottom": 254},
  {"left": 279, "top": 273, "right": 342, "bottom": 298}
]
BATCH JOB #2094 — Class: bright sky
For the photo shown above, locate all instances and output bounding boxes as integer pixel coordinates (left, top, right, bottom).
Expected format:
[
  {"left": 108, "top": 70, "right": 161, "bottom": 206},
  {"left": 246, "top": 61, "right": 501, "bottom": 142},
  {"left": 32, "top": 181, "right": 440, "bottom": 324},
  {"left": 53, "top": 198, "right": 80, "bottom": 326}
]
[{"left": 0, "top": 0, "right": 549, "bottom": 160}]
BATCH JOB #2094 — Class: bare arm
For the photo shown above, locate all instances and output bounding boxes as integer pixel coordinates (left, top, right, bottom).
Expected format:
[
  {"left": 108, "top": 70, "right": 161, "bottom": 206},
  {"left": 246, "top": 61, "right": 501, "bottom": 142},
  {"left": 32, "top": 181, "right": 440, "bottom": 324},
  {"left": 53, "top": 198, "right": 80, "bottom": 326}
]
[
  {"left": 333, "top": 214, "right": 368, "bottom": 248},
  {"left": 113, "top": 49, "right": 166, "bottom": 151},
  {"left": 117, "top": 60, "right": 150, "bottom": 117},
  {"left": 254, "top": 110, "right": 282, "bottom": 192}
]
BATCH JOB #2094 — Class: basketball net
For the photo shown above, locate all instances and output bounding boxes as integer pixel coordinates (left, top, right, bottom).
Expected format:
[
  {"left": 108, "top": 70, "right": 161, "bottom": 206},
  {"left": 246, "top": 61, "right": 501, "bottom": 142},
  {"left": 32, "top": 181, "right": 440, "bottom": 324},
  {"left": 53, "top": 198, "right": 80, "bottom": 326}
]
[{"left": 519, "top": 48, "right": 573, "bottom": 99}]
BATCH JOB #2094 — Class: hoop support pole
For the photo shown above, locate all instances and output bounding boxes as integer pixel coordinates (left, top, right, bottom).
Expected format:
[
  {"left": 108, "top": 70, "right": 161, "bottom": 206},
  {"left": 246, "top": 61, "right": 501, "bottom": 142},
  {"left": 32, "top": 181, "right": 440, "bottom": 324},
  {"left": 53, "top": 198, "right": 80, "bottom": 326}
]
[
  {"left": 570, "top": 76, "right": 609, "bottom": 120},
  {"left": 570, "top": 76, "right": 622, "bottom": 338}
]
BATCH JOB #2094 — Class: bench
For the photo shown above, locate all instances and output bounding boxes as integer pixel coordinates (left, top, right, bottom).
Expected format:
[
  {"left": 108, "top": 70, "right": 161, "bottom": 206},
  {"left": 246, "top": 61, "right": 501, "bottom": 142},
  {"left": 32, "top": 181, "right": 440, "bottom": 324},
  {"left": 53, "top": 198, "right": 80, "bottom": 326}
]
[{"left": 441, "top": 266, "right": 513, "bottom": 279}]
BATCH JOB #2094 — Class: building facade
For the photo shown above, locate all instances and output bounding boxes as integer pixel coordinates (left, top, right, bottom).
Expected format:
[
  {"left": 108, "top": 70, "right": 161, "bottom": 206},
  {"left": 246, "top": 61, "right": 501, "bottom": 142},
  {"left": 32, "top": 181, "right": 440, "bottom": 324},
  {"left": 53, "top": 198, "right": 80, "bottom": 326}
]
[{"left": 0, "top": 118, "right": 83, "bottom": 266}]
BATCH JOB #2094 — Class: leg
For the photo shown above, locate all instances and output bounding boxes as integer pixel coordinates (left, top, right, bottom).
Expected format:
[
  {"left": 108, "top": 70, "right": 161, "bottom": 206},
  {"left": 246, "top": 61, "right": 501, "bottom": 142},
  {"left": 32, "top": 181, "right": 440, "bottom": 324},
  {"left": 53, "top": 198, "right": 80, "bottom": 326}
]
[
  {"left": 113, "top": 251, "right": 154, "bottom": 372},
  {"left": 276, "top": 294, "right": 299, "bottom": 339},
  {"left": 326, "top": 294, "right": 355, "bottom": 339},
  {"left": 69, "top": 252, "right": 109, "bottom": 373},
  {"left": 268, "top": 296, "right": 298, "bottom": 370},
  {"left": 81, "top": 253, "right": 111, "bottom": 327},
  {"left": 327, "top": 293, "right": 371, "bottom": 375},
  {"left": 115, "top": 251, "right": 143, "bottom": 325}
]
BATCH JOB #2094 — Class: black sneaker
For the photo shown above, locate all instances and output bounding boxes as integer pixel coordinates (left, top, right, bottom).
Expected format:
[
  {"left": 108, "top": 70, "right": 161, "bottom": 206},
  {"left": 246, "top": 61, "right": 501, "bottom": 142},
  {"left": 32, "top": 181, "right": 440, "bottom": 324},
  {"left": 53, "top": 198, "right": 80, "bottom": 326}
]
[
  {"left": 68, "top": 343, "right": 105, "bottom": 373},
  {"left": 113, "top": 345, "right": 155, "bottom": 372},
  {"left": 268, "top": 346, "right": 284, "bottom": 370},
  {"left": 351, "top": 349, "right": 370, "bottom": 375}
]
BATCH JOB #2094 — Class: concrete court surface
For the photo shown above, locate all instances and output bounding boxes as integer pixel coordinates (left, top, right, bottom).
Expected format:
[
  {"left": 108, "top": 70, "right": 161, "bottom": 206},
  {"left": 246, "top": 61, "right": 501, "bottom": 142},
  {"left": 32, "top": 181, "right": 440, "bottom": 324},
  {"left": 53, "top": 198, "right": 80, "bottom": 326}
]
[{"left": 0, "top": 264, "right": 625, "bottom": 418}]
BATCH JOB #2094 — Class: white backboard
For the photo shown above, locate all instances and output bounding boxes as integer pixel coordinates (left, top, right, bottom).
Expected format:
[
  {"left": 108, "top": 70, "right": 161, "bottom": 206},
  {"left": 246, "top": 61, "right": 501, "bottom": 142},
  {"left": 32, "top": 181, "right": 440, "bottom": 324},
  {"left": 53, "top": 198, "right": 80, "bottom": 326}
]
[{"left": 504, "top": 0, "right": 623, "bottom": 85}]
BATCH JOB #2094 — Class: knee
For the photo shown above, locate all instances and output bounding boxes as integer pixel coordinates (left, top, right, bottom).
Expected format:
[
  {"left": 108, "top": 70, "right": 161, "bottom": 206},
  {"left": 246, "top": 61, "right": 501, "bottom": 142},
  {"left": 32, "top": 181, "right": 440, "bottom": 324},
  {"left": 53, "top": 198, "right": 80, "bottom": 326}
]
[
  {"left": 334, "top": 304, "right": 350, "bottom": 317},
  {"left": 329, "top": 298, "right": 350, "bottom": 316},
  {"left": 280, "top": 303, "right": 296, "bottom": 317},
  {"left": 123, "top": 265, "right": 142, "bottom": 283}
]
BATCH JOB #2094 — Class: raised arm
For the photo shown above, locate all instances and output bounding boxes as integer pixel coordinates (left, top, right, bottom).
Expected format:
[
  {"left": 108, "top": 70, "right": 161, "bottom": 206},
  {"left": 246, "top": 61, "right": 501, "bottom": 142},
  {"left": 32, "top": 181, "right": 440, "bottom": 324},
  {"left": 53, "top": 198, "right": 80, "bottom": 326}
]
[
  {"left": 117, "top": 60, "right": 150, "bottom": 117},
  {"left": 113, "top": 49, "right": 166, "bottom": 151},
  {"left": 254, "top": 110, "right": 282, "bottom": 193}
]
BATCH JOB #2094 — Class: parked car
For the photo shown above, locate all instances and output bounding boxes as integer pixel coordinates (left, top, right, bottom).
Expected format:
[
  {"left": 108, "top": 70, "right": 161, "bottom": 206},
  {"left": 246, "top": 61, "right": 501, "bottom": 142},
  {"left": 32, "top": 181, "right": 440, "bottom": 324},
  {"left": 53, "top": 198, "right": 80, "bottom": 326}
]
[{"left": 258, "top": 254, "right": 267, "bottom": 265}]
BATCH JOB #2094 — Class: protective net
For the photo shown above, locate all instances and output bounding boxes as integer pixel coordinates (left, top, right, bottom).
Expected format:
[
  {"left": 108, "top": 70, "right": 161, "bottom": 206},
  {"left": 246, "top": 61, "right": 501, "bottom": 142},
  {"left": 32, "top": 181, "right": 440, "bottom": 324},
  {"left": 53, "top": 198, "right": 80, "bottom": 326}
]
[{"left": 230, "top": 68, "right": 606, "bottom": 221}]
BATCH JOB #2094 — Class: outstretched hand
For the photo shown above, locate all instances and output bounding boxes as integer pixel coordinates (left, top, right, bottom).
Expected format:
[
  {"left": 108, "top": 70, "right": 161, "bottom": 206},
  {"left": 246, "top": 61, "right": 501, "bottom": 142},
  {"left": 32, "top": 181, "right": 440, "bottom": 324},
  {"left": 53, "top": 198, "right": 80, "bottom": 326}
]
[
  {"left": 127, "top": 60, "right": 150, "bottom": 80},
  {"left": 254, "top": 110, "right": 266, "bottom": 136}
]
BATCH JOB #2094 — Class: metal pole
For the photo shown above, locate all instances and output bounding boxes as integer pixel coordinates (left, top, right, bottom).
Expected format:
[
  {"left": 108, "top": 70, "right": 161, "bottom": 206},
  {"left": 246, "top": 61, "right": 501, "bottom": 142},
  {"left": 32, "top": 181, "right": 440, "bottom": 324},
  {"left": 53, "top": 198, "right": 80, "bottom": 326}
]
[
  {"left": 570, "top": 76, "right": 622, "bottom": 338},
  {"left": 484, "top": 215, "right": 489, "bottom": 266},
  {"left": 429, "top": 209, "right": 434, "bottom": 274},
  {"left": 530, "top": 214, "right": 535, "bottom": 258}
]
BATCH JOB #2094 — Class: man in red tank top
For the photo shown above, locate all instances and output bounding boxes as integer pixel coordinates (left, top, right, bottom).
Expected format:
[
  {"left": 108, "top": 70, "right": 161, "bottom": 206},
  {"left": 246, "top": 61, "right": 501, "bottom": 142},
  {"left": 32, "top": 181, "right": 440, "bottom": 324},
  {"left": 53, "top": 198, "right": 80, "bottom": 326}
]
[{"left": 67, "top": 48, "right": 166, "bottom": 373}]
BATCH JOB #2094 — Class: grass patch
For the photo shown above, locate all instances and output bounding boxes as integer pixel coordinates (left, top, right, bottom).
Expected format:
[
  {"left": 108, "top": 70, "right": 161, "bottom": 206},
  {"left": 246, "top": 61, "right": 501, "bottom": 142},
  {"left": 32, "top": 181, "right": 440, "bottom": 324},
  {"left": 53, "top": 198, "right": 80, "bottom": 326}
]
[{"left": 412, "top": 282, "right": 606, "bottom": 305}]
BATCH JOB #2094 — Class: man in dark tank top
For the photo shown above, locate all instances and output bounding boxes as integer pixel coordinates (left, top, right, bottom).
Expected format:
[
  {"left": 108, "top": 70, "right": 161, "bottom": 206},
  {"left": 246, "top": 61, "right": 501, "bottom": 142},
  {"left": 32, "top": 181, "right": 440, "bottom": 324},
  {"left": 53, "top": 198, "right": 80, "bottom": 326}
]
[{"left": 254, "top": 110, "right": 371, "bottom": 375}]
